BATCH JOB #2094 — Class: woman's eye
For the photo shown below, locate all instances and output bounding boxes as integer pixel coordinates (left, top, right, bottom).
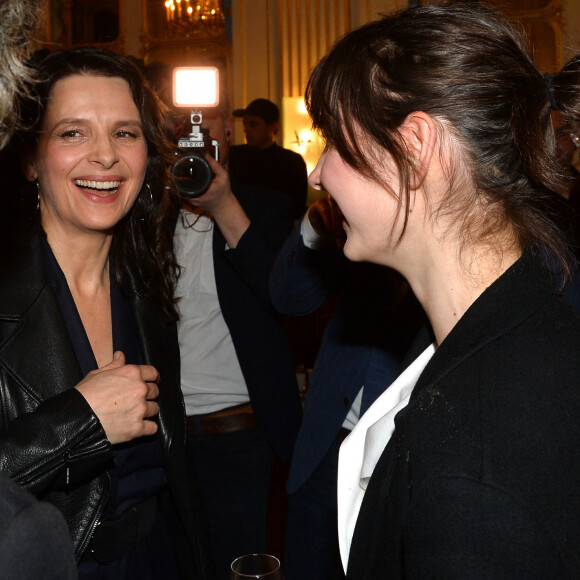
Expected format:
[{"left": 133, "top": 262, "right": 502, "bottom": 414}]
[
  {"left": 59, "top": 129, "right": 82, "bottom": 139},
  {"left": 115, "top": 129, "right": 140, "bottom": 139}
]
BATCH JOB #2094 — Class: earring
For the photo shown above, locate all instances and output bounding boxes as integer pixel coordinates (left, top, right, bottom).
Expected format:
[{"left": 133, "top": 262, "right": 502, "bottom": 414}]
[
  {"left": 139, "top": 184, "right": 153, "bottom": 222},
  {"left": 36, "top": 181, "right": 40, "bottom": 211}
]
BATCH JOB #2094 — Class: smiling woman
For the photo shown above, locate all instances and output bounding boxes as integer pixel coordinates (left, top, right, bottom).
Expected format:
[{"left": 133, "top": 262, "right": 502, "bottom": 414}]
[
  {"left": 25, "top": 75, "right": 148, "bottom": 265},
  {"left": 305, "top": 3, "right": 580, "bottom": 579},
  {"left": 0, "top": 48, "right": 213, "bottom": 579}
]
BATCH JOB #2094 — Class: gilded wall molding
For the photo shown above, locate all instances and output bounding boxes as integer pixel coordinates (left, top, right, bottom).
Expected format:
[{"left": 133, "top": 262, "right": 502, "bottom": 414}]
[
  {"left": 500, "top": 0, "right": 566, "bottom": 71},
  {"left": 140, "top": 0, "right": 230, "bottom": 65},
  {"left": 43, "top": 0, "right": 126, "bottom": 53}
]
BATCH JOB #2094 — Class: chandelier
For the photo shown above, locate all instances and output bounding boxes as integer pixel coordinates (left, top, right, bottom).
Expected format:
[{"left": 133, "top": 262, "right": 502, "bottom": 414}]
[{"left": 164, "top": 0, "right": 225, "bottom": 35}]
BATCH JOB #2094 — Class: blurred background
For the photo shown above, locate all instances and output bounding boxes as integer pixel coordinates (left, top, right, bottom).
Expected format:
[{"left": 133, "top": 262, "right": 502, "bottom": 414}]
[{"left": 38, "top": 0, "right": 580, "bottom": 204}]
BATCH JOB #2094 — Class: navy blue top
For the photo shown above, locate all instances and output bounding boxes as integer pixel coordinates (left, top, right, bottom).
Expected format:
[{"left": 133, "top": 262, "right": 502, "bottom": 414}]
[{"left": 41, "top": 238, "right": 180, "bottom": 579}]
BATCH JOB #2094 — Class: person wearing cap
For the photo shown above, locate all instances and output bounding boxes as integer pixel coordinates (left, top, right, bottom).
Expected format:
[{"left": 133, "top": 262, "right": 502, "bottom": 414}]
[{"left": 230, "top": 98, "right": 308, "bottom": 220}]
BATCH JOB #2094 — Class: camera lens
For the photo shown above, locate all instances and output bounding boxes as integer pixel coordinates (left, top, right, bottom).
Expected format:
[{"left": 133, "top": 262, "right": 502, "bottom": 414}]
[{"left": 171, "top": 153, "right": 213, "bottom": 198}]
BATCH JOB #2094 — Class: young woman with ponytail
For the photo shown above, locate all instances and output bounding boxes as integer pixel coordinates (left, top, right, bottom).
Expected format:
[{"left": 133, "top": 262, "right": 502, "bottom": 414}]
[{"left": 305, "top": 3, "right": 580, "bottom": 578}]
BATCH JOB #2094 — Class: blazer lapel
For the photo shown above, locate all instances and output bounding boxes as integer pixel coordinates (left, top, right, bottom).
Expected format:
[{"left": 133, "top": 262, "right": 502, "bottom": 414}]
[
  {"left": 407, "top": 249, "right": 556, "bottom": 406},
  {"left": 346, "top": 249, "right": 557, "bottom": 578},
  {"left": 346, "top": 434, "right": 403, "bottom": 579}
]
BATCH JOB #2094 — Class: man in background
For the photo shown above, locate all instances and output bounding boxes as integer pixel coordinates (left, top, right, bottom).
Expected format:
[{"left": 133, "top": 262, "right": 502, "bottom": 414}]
[
  {"left": 230, "top": 98, "right": 308, "bottom": 220},
  {"left": 174, "top": 105, "right": 302, "bottom": 578}
]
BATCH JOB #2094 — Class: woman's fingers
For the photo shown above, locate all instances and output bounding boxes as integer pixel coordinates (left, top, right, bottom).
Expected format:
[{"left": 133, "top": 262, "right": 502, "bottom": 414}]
[{"left": 75, "top": 355, "right": 162, "bottom": 444}]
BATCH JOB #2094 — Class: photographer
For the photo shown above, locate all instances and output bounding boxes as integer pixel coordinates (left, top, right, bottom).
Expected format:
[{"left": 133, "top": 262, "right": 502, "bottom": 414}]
[{"left": 173, "top": 106, "right": 302, "bottom": 578}]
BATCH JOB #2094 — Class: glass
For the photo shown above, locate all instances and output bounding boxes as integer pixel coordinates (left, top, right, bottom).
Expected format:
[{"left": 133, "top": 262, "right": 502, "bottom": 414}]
[{"left": 230, "top": 554, "right": 283, "bottom": 579}]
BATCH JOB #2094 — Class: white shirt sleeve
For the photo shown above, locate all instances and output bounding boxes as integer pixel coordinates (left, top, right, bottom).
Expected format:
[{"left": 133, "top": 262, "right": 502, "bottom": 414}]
[{"left": 300, "top": 213, "right": 335, "bottom": 250}]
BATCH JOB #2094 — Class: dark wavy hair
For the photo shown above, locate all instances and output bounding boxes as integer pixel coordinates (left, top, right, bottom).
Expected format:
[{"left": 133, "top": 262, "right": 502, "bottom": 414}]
[
  {"left": 552, "top": 54, "right": 580, "bottom": 137},
  {"left": 306, "top": 1, "right": 571, "bottom": 278},
  {"left": 18, "top": 47, "right": 181, "bottom": 320}
]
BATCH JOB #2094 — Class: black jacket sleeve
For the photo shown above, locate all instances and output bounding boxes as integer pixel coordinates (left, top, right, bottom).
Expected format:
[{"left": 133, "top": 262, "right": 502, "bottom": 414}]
[
  {"left": 0, "top": 386, "right": 112, "bottom": 495},
  {"left": 221, "top": 184, "right": 295, "bottom": 306}
]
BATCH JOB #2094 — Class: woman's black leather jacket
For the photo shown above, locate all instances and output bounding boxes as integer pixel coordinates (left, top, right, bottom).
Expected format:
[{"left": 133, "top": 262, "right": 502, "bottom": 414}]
[{"left": 0, "top": 232, "right": 213, "bottom": 578}]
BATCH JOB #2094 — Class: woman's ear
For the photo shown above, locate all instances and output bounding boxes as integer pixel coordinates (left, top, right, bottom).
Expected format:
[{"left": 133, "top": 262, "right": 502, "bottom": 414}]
[
  {"left": 22, "top": 157, "right": 37, "bottom": 182},
  {"left": 400, "top": 111, "right": 438, "bottom": 190}
]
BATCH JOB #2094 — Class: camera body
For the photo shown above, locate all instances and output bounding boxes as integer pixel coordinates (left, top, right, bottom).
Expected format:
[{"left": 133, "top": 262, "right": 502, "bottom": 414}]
[{"left": 172, "top": 111, "right": 220, "bottom": 198}]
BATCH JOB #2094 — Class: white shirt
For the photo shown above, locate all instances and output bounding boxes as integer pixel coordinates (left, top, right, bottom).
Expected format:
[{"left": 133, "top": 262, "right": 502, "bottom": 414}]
[
  {"left": 174, "top": 210, "right": 249, "bottom": 415},
  {"left": 337, "top": 344, "right": 435, "bottom": 571}
]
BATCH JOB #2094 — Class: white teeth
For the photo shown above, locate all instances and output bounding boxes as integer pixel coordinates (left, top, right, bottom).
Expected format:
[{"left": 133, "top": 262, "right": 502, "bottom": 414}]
[{"left": 75, "top": 179, "right": 121, "bottom": 190}]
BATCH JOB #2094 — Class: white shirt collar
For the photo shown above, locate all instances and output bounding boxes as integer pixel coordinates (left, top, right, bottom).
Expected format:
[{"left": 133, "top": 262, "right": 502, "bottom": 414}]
[{"left": 337, "top": 344, "right": 435, "bottom": 572}]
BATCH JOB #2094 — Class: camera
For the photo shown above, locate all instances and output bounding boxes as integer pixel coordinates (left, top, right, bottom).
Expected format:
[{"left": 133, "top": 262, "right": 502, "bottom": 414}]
[{"left": 171, "top": 111, "right": 219, "bottom": 198}]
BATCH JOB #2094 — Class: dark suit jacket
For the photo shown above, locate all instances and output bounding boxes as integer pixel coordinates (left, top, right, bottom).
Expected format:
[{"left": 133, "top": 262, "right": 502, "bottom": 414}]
[
  {"left": 347, "top": 249, "right": 580, "bottom": 579},
  {"left": 211, "top": 182, "right": 303, "bottom": 462},
  {"left": 0, "top": 472, "right": 77, "bottom": 579},
  {"left": 229, "top": 144, "right": 308, "bottom": 220},
  {"left": 270, "top": 225, "right": 423, "bottom": 493},
  {"left": 0, "top": 231, "right": 212, "bottom": 577}
]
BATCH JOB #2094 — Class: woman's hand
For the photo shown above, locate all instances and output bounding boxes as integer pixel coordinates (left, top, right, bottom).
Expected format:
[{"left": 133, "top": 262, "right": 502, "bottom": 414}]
[{"left": 75, "top": 351, "right": 160, "bottom": 445}]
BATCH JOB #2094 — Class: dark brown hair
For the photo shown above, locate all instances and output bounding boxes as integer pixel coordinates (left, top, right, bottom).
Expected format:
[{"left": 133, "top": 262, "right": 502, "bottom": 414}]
[
  {"left": 18, "top": 47, "right": 181, "bottom": 319},
  {"left": 552, "top": 55, "right": 580, "bottom": 137},
  {"left": 306, "top": 1, "right": 570, "bottom": 276}
]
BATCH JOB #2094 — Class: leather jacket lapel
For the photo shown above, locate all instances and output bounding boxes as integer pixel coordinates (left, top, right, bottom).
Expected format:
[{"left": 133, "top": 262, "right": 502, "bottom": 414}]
[
  {"left": 0, "top": 234, "right": 83, "bottom": 405},
  {"left": 124, "top": 266, "right": 182, "bottom": 455}
]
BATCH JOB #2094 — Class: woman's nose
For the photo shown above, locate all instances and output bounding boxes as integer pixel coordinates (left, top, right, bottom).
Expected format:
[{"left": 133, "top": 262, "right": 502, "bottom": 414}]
[
  {"left": 308, "top": 149, "right": 326, "bottom": 190},
  {"left": 89, "top": 135, "right": 119, "bottom": 168}
]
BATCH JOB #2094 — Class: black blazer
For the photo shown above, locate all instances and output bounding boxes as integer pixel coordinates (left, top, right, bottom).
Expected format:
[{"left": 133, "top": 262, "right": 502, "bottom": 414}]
[
  {"left": 0, "top": 231, "right": 212, "bottom": 577},
  {"left": 347, "top": 250, "right": 580, "bottom": 579},
  {"left": 211, "top": 182, "right": 303, "bottom": 462},
  {"left": 229, "top": 144, "right": 308, "bottom": 220}
]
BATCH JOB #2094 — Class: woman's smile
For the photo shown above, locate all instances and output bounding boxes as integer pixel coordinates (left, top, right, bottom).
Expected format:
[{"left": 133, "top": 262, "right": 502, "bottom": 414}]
[
  {"left": 73, "top": 177, "right": 125, "bottom": 203},
  {"left": 309, "top": 147, "right": 404, "bottom": 265},
  {"left": 74, "top": 178, "right": 121, "bottom": 195}
]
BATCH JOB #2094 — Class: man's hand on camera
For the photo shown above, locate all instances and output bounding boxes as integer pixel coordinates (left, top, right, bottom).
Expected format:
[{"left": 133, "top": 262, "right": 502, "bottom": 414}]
[
  {"left": 185, "top": 153, "right": 234, "bottom": 214},
  {"left": 186, "top": 154, "right": 250, "bottom": 248}
]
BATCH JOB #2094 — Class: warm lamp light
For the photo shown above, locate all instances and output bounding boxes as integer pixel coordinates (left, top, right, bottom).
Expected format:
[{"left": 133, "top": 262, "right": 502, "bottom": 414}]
[
  {"left": 164, "top": 0, "right": 224, "bottom": 35},
  {"left": 283, "top": 97, "right": 324, "bottom": 176},
  {"left": 173, "top": 67, "right": 219, "bottom": 107},
  {"left": 283, "top": 97, "right": 325, "bottom": 205}
]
